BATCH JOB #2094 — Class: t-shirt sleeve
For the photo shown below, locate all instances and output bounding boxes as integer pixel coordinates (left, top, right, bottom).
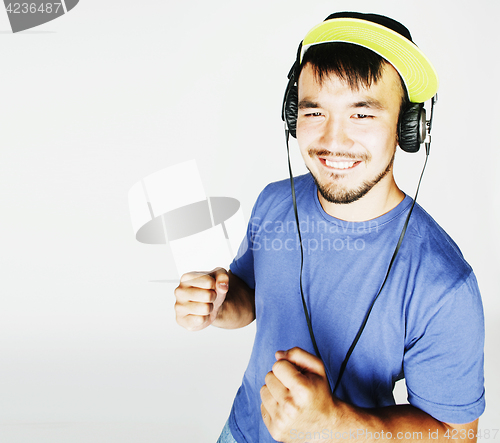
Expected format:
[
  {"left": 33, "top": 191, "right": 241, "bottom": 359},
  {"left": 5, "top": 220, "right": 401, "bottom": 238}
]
[
  {"left": 229, "top": 193, "right": 263, "bottom": 290},
  {"left": 403, "top": 272, "right": 485, "bottom": 424}
]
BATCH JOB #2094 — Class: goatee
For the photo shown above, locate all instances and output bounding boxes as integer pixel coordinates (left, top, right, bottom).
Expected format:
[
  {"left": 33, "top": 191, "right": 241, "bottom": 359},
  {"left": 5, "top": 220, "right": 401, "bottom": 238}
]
[{"left": 308, "top": 152, "right": 395, "bottom": 204}]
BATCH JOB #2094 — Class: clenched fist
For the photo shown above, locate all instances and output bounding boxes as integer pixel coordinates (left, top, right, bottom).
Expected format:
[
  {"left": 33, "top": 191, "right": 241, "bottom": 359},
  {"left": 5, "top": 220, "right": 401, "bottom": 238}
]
[{"left": 174, "top": 268, "right": 229, "bottom": 331}]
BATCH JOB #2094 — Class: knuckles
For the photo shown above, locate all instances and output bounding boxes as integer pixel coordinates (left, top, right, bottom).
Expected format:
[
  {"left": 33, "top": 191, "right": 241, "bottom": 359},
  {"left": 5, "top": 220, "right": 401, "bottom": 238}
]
[
  {"left": 264, "top": 371, "right": 274, "bottom": 386},
  {"left": 179, "top": 271, "right": 203, "bottom": 284},
  {"left": 272, "top": 359, "right": 290, "bottom": 374},
  {"left": 206, "top": 290, "right": 217, "bottom": 303},
  {"left": 173, "top": 285, "right": 184, "bottom": 301},
  {"left": 174, "top": 299, "right": 213, "bottom": 317},
  {"left": 284, "top": 346, "right": 305, "bottom": 360},
  {"left": 174, "top": 284, "right": 217, "bottom": 305},
  {"left": 179, "top": 272, "right": 215, "bottom": 289},
  {"left": 200, "top": 302, "right": 213, "bottom": 316},
  {"left": 189, "top": 315, "right": 206, "bottom": 329},
  {"left": 183, "top": 315, "right": 206, "bottom": 331},
  {"left": 282, "top": 397, "right": 300, "bottom": 419}
]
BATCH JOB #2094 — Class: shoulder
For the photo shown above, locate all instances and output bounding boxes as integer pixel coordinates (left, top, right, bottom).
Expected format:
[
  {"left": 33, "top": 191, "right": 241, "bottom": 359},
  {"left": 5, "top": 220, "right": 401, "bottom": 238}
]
[
  {"left": 409, "top": 203, "right": 465, "bottom": 256},
  {"left": 402, "top": 201, "right": 472, "bottom": 285}
]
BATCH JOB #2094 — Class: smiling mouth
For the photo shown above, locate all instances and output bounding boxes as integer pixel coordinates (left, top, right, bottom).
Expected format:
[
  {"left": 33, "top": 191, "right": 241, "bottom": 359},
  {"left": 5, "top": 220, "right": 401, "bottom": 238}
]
[
  {"left": 325, "top": 159, "right": 358, "bottom": 169},
  {"left": 320, "top": 158, "right": 361, "bottom": 170}
]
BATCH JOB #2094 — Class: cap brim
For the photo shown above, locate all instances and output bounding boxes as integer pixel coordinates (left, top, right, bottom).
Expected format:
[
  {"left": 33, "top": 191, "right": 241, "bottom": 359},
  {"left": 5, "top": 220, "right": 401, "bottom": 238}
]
[{"left": 301, "top": 18, "right": 438, "bottom": 103}]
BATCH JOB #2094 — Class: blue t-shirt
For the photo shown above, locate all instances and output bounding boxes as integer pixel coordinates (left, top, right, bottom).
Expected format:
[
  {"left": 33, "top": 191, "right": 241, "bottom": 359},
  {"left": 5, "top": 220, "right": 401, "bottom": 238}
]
[{"left": 228, "top": 174, "right": 485, "bottom": 443}]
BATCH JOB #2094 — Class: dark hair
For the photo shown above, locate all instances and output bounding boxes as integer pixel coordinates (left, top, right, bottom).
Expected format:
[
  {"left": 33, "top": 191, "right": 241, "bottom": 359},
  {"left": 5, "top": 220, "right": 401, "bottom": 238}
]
[{"left": 299, "top": 42, "right": 409, "bottom": 114}]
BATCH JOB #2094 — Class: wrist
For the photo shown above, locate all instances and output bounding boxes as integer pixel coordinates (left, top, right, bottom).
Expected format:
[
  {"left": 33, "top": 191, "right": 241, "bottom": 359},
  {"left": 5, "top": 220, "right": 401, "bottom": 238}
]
[{"left": 327, "top": 398, "right": 383, "bottom": 438}]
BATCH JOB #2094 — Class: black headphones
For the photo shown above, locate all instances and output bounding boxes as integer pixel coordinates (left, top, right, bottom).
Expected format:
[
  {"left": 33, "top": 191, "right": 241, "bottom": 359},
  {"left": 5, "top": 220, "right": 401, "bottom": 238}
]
[{"left": 281, "top": 43, "right": 429, "bottom": 153}]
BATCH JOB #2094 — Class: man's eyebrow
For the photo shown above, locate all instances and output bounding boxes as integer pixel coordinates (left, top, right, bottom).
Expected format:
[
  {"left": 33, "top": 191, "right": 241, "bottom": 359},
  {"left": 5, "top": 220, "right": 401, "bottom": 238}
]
[
  {"left": 351, "top": 99, "right": 385, "bottom": 110},
  {"left": 298, "top": 100, "right": 320, "bottom": 110},
  {"left": 298, "top": 98, "right": 387, "bottom": 110}
]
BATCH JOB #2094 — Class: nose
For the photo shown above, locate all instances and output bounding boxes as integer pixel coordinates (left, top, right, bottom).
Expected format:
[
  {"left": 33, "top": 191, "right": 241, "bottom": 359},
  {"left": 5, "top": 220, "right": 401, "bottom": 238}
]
[{"left": 320, "top": 117, "right": 354, "bottom": 151}]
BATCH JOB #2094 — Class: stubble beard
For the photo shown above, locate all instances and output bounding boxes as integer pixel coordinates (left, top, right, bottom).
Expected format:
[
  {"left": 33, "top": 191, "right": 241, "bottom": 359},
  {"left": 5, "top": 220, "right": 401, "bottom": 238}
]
[{"left": 308, "top": 151, "right": 396, "bottom": 205}]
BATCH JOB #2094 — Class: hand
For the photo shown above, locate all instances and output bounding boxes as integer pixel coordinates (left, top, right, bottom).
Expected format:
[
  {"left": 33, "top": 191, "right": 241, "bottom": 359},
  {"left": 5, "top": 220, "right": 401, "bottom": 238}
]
[
  {"left": 260, "top": 347, "right": 335, "bottom": 442},
  {"left": 174, "top": 267, "right": 229, "bottom": 331}
]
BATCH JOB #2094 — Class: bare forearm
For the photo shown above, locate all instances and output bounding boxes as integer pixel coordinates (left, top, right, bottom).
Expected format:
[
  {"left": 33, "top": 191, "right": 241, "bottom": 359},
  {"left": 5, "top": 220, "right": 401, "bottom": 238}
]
[
  {"left": 212, "top": 270, "right": 255, "bottom": 329},
  {"left": 328, "top": 402, "right": 477, "bottom": 443}
]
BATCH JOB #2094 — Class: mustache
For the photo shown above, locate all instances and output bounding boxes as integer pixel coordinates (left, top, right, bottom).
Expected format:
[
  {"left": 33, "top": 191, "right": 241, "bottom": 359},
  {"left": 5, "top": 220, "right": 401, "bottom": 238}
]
[{"left": 308, "top": 149, "right": 370, "bottom": 161}]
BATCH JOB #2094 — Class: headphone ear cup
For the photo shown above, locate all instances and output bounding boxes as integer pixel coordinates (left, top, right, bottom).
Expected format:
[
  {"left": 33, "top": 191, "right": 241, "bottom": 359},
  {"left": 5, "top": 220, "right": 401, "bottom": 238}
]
[
  {"left": 284, "top": 85, "right": 298, "bottom": 138},
  {"left": 398, "top": 102, "right": 425, "bottom": 153}
]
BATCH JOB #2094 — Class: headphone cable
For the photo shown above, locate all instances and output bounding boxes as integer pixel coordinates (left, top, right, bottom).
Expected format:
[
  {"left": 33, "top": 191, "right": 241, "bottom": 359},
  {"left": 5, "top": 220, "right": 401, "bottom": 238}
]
[{"left": 285, "top": 128, "right": 430, "bottom": 396}]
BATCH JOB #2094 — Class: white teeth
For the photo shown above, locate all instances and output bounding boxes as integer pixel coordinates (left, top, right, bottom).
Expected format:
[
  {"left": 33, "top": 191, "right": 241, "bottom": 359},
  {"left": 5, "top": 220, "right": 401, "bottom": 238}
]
[{"left": 325, "top": 160, "right": 356, "bottom": 169}]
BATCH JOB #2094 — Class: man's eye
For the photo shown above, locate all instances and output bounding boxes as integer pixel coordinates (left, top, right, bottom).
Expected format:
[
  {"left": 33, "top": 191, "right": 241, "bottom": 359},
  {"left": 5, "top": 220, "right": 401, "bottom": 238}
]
[
  {"left": 306, "top": 112, "right": 322, "bottom": 117},
  {"left": 354, "top": 114, "right": 372, "bottom": 119}
]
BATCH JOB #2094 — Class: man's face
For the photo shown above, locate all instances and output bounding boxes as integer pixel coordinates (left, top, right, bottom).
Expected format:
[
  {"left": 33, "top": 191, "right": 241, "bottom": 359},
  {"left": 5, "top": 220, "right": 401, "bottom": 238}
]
[{"left": 296, "top": 62, "right": 403, "bottom": 207}]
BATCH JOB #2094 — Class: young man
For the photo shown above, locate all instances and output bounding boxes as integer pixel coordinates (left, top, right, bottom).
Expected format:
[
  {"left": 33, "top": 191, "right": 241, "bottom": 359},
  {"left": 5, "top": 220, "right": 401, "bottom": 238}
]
[{"left": 174, "top": 12, "right": 485, "bottom": 443}]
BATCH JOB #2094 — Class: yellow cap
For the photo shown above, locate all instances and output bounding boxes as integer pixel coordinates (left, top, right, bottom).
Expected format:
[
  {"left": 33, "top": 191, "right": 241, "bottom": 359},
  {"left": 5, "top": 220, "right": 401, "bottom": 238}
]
[{"left": 301, "top": 17, "right": 439, "bottom": 103}]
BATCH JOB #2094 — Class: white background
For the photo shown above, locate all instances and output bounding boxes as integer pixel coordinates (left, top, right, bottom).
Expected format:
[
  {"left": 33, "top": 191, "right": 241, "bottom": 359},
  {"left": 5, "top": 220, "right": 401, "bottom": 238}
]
[{"left": 0, "top": 0, "right": 499, "bottom": 441}]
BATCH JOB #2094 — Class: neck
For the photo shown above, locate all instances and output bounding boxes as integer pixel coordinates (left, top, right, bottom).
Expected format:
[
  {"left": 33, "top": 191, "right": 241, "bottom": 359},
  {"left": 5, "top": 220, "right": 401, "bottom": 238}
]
[{"left": 317, "top": 177, "right": 405, "bottom": 222}]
